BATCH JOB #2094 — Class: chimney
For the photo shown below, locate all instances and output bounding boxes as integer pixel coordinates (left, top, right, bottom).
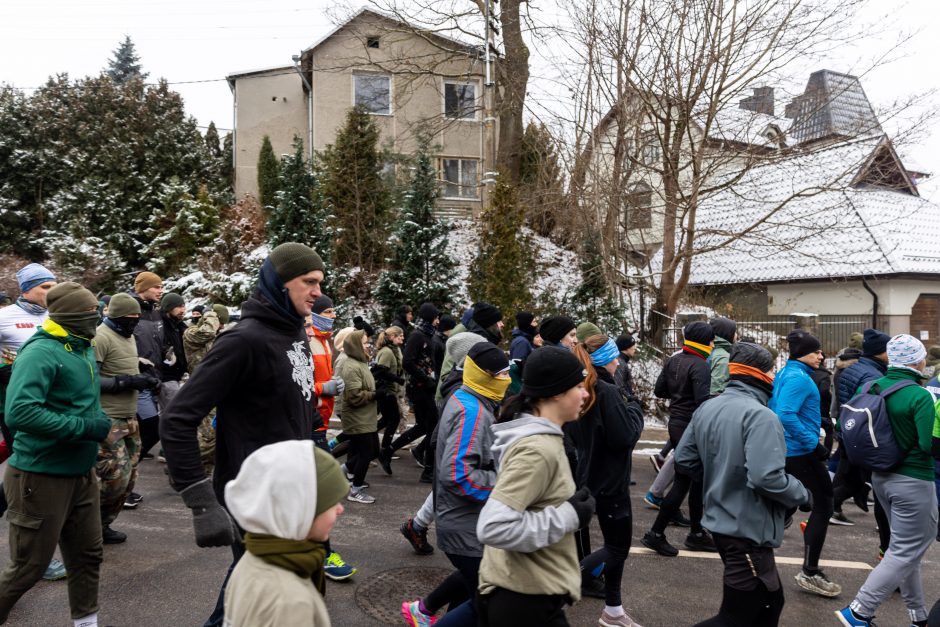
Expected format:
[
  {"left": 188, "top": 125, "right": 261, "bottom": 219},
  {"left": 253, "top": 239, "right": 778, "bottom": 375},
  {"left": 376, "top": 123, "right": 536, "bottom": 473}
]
[{"left": 739, "top": 86, "right": 775, "bottom": 115}]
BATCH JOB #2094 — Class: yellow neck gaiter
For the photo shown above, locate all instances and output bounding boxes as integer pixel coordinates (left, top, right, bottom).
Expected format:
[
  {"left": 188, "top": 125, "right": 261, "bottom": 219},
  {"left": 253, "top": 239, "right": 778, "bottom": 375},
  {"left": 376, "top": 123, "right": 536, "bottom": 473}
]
[{"left": 462, "top": 356, "right": 511, "bottom": 401}]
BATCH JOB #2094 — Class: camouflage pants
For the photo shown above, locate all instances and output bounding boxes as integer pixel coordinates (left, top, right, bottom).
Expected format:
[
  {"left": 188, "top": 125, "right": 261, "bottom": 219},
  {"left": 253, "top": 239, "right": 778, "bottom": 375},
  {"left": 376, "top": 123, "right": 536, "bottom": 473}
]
[
  {"left": 197, "top": 412, "right": 216, "bottom": 476},
  {"left": 97, "top": 417, "right": 140, "bottom": 526}
]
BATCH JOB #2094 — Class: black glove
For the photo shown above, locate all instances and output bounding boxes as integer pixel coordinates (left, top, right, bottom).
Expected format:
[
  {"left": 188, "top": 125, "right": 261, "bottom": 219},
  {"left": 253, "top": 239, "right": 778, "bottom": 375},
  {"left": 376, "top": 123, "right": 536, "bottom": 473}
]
[
  {"left": 566, "top": 487, "right": 595, "bottom": 529},
  {"left": 129, "top": 374, "right": 161, "bottom": 391},
  {"left": 0, "top": 365, "right": 11, "bottom": 387},
  {"left": 814, "top": 443, "right": 830, "bottom": 462},
  {"left": 180, "top": 479, "right": 239, "bottom": 547}
]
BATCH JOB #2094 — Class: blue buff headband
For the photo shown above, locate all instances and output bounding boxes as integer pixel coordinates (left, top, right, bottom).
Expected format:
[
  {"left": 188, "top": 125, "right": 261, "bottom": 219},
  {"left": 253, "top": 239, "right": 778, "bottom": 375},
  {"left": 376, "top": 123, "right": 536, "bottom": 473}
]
[
  {"left": 589, "top": 337, "right": 620, "bottom": 367},
  {"left": 311, "top": 311, "right": 334, "bottom": 332}
]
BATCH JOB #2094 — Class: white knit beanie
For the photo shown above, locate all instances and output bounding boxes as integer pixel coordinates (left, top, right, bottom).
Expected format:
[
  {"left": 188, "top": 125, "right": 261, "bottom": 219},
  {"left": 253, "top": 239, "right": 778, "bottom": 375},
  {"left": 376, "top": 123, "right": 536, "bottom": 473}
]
[{"left": 886, "top": 334, "right": 927, "bottom": 367}]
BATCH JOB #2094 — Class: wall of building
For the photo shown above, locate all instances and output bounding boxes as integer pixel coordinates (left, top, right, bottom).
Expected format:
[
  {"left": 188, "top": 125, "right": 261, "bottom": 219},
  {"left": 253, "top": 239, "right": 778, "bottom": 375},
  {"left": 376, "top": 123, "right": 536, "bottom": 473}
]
[{"left": 765, "top": 278, "right": 936, "bottom": 317}]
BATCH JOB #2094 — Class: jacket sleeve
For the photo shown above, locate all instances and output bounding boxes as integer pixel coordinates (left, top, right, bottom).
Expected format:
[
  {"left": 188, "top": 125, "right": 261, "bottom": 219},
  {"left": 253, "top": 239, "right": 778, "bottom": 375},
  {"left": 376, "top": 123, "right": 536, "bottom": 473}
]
[
  {"left": 443, "top": 399, "right": 496, "bottom": 503},
  {"left": 599, "top": 384, "right": 642, "bottom": 452},
  {"left": 343, "top": 365, "right": 374, "bottom": 408},
  {"left": 774, "top": 375, "right": 818, "bottom": 453},
  {"left": 912, "top": 388, "right": 936, "bottom": 457},
  {"left": 509, "top": 337, "right": 532, "bottom": 361},
  {"left": 402, "top": 333, "right": 431, "bottom": 384},
  {"left": 183, "top": 313, "right": 220, "bottom": 354},
  {"left": 476, "top": 496, "right": 580, "bottom": 553},
  {"left": 709, "top": 351, "right": 730, "bottom": 395},
  {"left": 654, "top": 363, "right": 670, "bottom": 399},
  {"left": 161, "top": 330, "right": 248, "bottom": 491},
  {"left": 674, "top": 420, "right": 703, "bottom": 480},
  {"left": 5, "top": 346, "right": 110, "bottom": 442},
  {"left": 691, "top": 360, "right": 712, "bottom": 406},
  {"left": 744, "top": 410, "right": 809, "bottom": 508}
]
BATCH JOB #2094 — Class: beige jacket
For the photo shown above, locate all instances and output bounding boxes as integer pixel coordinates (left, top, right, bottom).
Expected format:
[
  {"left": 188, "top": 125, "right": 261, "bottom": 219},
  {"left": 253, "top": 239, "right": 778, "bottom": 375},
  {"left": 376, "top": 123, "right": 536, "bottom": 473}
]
[{"left": 223, "top": 552, "right": 330, "bottom": 627}]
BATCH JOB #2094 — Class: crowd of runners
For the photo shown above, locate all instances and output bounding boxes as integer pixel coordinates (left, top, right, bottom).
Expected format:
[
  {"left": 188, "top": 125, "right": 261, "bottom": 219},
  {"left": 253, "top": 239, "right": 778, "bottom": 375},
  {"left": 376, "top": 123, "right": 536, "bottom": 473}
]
[{"left": 0, "top": 243, "right": 938, "bottom": 627}]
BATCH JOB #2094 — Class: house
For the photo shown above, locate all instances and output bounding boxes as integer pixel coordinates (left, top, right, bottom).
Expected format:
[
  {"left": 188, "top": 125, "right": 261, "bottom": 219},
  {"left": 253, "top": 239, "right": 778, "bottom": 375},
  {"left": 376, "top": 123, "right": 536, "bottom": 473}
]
[{"left": 227, "top": 8, "right": 495, "bottom": 218}]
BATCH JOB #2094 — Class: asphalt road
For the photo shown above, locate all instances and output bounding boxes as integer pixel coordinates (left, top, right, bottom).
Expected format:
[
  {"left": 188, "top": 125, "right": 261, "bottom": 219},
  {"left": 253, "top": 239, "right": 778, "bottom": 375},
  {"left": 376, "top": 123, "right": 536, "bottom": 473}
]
[{"left": 1, "top": 426, "right": 937, "bottom": 626}]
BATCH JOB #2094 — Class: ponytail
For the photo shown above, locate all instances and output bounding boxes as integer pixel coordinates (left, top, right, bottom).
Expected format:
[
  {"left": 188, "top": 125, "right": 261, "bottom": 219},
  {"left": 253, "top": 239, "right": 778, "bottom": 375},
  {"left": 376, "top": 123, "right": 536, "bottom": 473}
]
[
  {"left": 498, "top": 393, "right": 540, "bottom": 424},
  {"left": 571, "top": 342, "right": 598, "bottom": 415}
]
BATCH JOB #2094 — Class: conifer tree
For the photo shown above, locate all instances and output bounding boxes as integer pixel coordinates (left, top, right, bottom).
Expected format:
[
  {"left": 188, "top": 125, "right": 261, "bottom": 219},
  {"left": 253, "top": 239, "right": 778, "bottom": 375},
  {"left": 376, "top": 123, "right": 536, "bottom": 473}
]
[
  {"left": 468, "top": 175, "right": 534, "bottom": 317},
  {"left": 204, "top": 122, "right": 222, "bottom": 159},
  {"left": 141, "top": 179, "right": 219, "bottom": 276},
  {"left": 257, "top": 135, "right": 279, "bottom": 210},
  {"left": 519, "top": 122, "right": 564, "bottom": 238},
  {"left": 220, "top": 132, "right": 234, "bottom": 188},
  {"left": 105, "top": 36, "right": 149, "bottom": 85},
  {"left": 268, "top": 136, "right": 333, "bottom": 265},
  {"left": 320, "top": 106, "right": 391, "bottom": 272},
  {"left": 376, "top": 137, "right": 457, "bottom": 321},
  {"left": 570, "top": 234, "right": 622, "bottom": 333}
]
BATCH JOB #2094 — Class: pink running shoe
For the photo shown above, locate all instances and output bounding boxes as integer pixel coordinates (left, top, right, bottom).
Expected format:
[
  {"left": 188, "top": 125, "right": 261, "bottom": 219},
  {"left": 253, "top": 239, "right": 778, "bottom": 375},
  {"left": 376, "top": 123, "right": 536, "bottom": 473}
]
[{"left": 401, "top": 600, "right": 437, "bottom": 626}]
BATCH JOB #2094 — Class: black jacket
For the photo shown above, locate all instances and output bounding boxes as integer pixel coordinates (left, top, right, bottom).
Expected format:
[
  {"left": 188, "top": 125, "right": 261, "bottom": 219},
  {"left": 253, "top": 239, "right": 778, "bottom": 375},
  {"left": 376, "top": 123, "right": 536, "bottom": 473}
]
[
  {"left": 432, "top": 331, "right": 448, "bottom": 380},
  {"left": 391, "top": 317, "right": 414, "bottom": 340},
  {"left": 565, "top": 368, "right": 643, "bottom": 513},
  {"left": 654, "top": 349, "right": 711, "bottom": 423},
  {"left": 614, "top": 354, "right": 635, "bottom": 398},
  {"left": 160, "top": 313, "right": 189, "bottom": 382},
  {"left": 402, "top": 324, "right": 437, "bottom": 389},
  {"left": 161, "top": 291, "right": 317, "bottom": 503}
]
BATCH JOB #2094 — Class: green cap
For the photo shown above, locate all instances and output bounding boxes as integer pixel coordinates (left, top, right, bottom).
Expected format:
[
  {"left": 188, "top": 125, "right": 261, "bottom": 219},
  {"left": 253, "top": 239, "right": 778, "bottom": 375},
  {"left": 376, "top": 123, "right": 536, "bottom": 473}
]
[
  {"left": 108, "top": 293, "right": 141, "bottom": 318},
  {"left": 313, "top": 448, "right": 349, "bottom": 515},
  {"left": 269, "top": 243, "right": 325, "bottom": 283},
  {"left": 576, "top": 321, "right": 604, "bottom": 343}
]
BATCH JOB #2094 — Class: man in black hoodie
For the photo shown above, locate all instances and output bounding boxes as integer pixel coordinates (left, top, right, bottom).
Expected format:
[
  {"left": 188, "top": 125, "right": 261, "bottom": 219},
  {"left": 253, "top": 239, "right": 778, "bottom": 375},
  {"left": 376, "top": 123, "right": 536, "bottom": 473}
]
[
  {"left": 161, "top": 242, "right": 323, "bottom": 627},
  {"left": 466, "top": 302, "right": 503, "bottom": 345}
]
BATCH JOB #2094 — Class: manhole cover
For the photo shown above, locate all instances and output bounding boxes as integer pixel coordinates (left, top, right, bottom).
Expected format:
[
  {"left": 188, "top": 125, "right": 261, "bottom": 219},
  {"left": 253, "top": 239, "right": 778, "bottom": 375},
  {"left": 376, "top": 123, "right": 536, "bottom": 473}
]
[{"left": 355, "top": 566, "right": 451, "bottom": 624}]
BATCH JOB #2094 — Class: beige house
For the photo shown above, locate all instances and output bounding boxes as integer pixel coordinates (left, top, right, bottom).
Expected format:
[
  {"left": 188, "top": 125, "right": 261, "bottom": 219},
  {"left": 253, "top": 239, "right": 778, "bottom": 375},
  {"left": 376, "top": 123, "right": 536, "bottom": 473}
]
[{"left": 227, "top": 8, "right": 496, "bottom": 218}]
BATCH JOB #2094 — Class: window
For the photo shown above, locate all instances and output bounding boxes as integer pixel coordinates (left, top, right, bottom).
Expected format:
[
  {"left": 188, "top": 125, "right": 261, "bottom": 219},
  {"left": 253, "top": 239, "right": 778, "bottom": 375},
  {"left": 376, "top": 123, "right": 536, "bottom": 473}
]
[
  {"left": 441, "top": 159, "right": 478, "bottom": 198},
  {"left": 641, "top": 132, "right": 660, "bottom": 165},
  {"left": 354, "top": 74, "right": 390, "bottom": 115},
  {"left": 366, "top": 36, "right": 380, "bottom": 49},
  {"left": 623, "top": 182, "right": 652, "bottom": 230},
  {"left": 444, "top": 82, "right": 476, "bottom": 119}
]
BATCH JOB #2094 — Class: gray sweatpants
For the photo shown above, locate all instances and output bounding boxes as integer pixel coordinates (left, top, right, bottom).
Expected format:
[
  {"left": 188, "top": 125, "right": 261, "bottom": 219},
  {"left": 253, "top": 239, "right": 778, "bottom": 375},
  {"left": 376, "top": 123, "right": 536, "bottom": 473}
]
[
  {"left": 650, "top": 453, "right": 675, "bottom": 498},
  {"left": 414, "top": 490, "right": 435, "bottom": 530},
  {"left": 851, "top": 472, "right": 938, "bottom": 621}
]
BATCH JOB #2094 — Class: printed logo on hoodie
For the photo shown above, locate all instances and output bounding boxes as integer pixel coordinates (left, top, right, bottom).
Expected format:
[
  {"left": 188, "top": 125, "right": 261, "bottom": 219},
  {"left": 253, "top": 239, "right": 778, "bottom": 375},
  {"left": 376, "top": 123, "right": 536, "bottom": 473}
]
[{"left": 286, "top": 340, "right": 315, "bottom": 401}]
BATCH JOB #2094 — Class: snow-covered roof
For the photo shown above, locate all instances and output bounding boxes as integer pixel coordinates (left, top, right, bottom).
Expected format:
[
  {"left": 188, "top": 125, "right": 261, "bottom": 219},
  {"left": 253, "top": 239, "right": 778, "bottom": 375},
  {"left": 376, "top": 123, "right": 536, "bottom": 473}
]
[
  {"left": 684, "top": 135, "right": 940, "bottom": 285},
  {"left": 704, "top": 107, "right": 790, "bottom": 148}
]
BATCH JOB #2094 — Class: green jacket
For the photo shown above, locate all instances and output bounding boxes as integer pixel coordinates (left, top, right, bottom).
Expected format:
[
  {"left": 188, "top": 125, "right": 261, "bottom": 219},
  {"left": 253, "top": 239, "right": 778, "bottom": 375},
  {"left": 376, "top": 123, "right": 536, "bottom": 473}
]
[
  {"left": 865, "top": 367, "right": 935, "bottom": 481},
  {"left": 183, "top": 310, "right": 222, "bottom": 373},
  {"left": 338, "top": 330, "right": 377, "bottom": 435},
  {"left": 4, "top": 319, "right": 111, "bottom": 476},
  {"left": 709, "top": 337, "right": 732, "bottom": 395}
]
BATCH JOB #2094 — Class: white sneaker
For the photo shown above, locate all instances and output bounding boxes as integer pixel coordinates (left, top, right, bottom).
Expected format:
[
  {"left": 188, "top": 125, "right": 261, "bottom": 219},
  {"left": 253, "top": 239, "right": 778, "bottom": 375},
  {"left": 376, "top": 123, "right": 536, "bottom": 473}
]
[
  {"left": 347, "top": 488, "right": 375, "bottom": 504},
  {"left": 795, "top": 570, "right": 841, "bottom": 597},
  {"left": 599, "top": 609, "right": 643, "bottom": 627}
]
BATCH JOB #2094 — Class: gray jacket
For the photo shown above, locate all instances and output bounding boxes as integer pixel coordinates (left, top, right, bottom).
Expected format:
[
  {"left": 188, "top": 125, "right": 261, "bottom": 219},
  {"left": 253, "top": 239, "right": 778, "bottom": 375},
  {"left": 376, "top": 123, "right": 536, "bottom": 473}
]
[
  {"left": 433, "top": 385, "right": 499, "bottom": 557},
  {"left": 675, "top": 380, "right": 809, "bottom": 547}
]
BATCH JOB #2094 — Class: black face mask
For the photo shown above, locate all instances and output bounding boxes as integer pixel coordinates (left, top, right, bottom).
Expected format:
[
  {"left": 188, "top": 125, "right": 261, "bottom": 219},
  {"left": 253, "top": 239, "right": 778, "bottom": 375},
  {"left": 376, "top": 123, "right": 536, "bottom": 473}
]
[{"left": 109, "top": 316, "right": 140, "bottom": 337}]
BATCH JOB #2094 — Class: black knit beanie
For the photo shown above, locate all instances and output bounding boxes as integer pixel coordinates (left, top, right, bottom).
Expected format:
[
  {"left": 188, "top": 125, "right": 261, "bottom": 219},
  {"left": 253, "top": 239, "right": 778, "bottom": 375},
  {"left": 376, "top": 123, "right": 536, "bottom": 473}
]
[
  {"left": 438, "top": 314, "right": 457, "bottom": 333},
  {"left": 709, "top": 317, "right": 737, "bottom": 343},
  {"left": 467, "top": 342, "right": 509, "bottom": 374},
  {"left": 516, "top": 311, "right": 536, "bottom": 332},
  {"left": 683, "top": 321, "right": 715, "bottom": 345},
  {"left": 268, "top": 243, "right": 325, "bottom": 283},
  {"left": 418, "top": 302, "right": 440, "bottom": 323},
  {"left": 862, "top": 328, "right": 890, "bottom": 357},
  {"left": 521, "top": 346, "right": 587, "bottom": 398},
  {"left": 473, "top": 302, "right": 502, "bottom": 329},
  {"left": 161, "top": 293, "right": 185, "bottom": 311},
  {"left": 312, "top": 295, "right": 334, "bottom": 314},
  {"left": 787, "top": 330, "right": 821, "bottom": 359},
  {"left": 730, "top": 342, "right": 775, "bottom": 372},
  {"left": 538, "top": 316, "right": 576, "bottom": 344},
  {"left": 616, "top": 334, "right": 636, "bottom": 351}
]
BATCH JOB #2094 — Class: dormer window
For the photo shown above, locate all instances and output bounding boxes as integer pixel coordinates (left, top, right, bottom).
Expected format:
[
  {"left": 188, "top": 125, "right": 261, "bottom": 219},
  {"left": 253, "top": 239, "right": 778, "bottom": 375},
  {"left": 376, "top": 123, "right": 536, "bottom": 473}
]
[{"left": 367, "top": 36, "right": 380, "bottom": 49}]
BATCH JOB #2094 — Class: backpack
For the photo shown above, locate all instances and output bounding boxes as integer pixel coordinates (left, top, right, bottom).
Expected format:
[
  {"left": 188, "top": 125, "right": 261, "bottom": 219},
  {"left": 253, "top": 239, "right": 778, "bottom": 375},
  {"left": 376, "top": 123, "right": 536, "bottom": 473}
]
[{"left": 838, "top": 380, "right": 915, "bottom": 471}]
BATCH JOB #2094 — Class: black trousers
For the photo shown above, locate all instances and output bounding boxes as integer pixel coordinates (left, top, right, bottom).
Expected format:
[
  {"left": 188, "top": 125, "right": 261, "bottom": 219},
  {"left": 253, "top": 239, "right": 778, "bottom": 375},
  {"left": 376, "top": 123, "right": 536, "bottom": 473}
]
[
  {"left": 581, "top": 507, "right": 632, "bottom": 606},
  {"left": 784, "top": 453, "right": 833, "bottom": 571},
  {"left": 376, "top": 394, "right": 402, "bottom": 450},
  {"left": 391, "top": 386, "right": 439, "bottom": 466},
  {"left": 347, "top": 432, "right": 378, "bottom": 488},
  {"left": 138, "top": 416, "right": 160, "bottom": 459},
  {"left": 478, "top": 587, "right": 569, "bottom": 627}
]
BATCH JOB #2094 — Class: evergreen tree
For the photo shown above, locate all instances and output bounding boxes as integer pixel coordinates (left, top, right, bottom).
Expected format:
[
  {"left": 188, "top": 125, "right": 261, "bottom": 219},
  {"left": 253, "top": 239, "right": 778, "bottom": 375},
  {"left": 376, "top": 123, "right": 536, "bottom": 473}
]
[
  {"left": 375, "top": 138, "right": 458, "bottom": 321},
  {"left": 268, "top": 135, "right": 333, "bottom": 266},
  {"left": 468, "top": 175, "right": 534, "bottom": 318},
  {"left": 204, "top": 122, "right": 222, "bottom": 159},
  {"left": 519, "top": 122, "right": 564, "bottom": 238},
  {"left": 140, "top": 178, "right": 219, "bottom": 276},
  {"left": 105, "top": 36, "right": 149, "bottom": 85},
  {"left": 570, "top": 234, "right": 623, "bottom": 333},
  {"left": 220, "top": 132, "right": 234, "bottom": 188},
  {"left": 257, "top": 135, "right": 279, "bottom": 210},
  {"left": 320, "top": 106, "right": 391, "bottom": 273}
]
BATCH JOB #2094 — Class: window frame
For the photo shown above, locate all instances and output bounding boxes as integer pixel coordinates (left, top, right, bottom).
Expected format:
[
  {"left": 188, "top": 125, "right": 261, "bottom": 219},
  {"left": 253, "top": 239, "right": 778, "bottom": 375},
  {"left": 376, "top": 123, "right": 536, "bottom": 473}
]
[
  {"left": 442, "top": 80, "right": 479, "bottom": 121},
  {"left": 439, "top": 157, "right": 480, "bottom": 200},
  {"left": 352, "top": 73, "right": 393, "bottom": 116}
]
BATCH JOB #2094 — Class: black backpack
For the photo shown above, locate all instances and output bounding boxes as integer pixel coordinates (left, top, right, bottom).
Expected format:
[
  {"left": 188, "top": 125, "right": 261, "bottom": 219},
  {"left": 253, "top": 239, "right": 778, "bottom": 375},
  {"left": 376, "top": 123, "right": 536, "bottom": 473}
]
[{"left": 838, "top": 380, "right": 914, "bottom": 471}]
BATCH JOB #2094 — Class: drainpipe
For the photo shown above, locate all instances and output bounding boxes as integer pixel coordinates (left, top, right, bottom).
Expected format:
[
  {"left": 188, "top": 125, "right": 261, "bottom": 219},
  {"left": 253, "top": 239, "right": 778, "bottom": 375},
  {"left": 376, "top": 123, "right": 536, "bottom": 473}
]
[
  {"left": 861, "top": 277, "right": 878, "bottom": 329},
  {"left": 291, "top": 54, "right": 314, "bottom": 160}
]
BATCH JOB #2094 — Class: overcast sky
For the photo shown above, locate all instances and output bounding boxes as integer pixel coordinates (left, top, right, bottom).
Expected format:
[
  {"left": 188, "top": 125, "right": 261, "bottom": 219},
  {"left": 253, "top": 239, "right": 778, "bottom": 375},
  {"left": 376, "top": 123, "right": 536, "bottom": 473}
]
[{"left": 2, "top": 0, "right": 937, "bottom": 194}]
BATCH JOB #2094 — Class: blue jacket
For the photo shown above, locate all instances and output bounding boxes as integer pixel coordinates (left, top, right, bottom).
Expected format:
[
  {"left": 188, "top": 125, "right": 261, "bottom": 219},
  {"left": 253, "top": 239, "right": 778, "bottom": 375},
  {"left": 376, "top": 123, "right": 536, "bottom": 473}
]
[
  {"left": 769, "top": 360, "right": 821, "bottom": 457},
  {"left": 509, "top": 328, "right": 535, "bottom": 361},
  {"left": 837, "top": 356, "right": 886, "bottom": 405}
]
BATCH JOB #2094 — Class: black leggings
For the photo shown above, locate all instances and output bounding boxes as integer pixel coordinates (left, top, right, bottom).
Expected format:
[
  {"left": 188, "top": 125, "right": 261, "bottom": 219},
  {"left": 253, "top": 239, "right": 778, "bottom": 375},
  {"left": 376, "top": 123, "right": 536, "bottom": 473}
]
[
  {"left": 581, "top": 511, "right": 632, "bottom": 606},
  {"left": 478, "top": 588, "right": 569, "bottom": 627},
  {"left": 391, "top": 387, "right": 438, "bottom": 466},
  {"left": 785, "top": 453, "right": 833, "bottom": 572},
  {"left": 652, "top": 421, "right": 703, "bottom": 534},
  {"left": 376, "top": 394, "right": 402, "bottom": 450},
  {"left": 138, "top": 416, "right": 160, "bottom": 459},
  {"left": 347, "top": 432, "right": 378, "bottom": 488},
  {"left": 832, "top": 455, "right": 868, "bottom": 512}
]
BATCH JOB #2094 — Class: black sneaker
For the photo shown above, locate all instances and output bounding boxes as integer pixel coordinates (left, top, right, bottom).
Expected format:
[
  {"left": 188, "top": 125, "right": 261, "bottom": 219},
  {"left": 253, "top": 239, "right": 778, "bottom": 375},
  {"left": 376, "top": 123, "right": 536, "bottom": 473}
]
[
  {"left": 641, "top": 531, "right": 679, "bottom": 557},
  {"left": 378, "top": 448, "right": 393, "bottom": 476},
  {"left": 411, "top": 448, "right": 426, "bottom": 469},
  {"left": 123, "top": 492, "right": 143, "bottom": 510},
  {"left": 419, "top": 470, "right": 433, "bottom": 484},
  {"left": 581, "top": 575, "right": 606, "bottom": 599},
  {"left": 669, "top": 509, "right": 691, "bottom": 527},
  {"left": 102, "top": 526, "right": 127, "bottom": 544},
  {"left": 685, "top": 530, "right": 718, "bottom": 552},
  {"left": 400, "top": 518, "right": 434, "bottom": 555}
]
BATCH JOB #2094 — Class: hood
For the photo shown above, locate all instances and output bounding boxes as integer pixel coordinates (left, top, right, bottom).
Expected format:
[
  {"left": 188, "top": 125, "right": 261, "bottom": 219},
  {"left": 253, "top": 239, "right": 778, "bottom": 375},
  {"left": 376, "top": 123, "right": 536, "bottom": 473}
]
[
  {"left": 343, "top": 329, "right": 369, "bottom": 363},
  {"left": 511, "top": 327, "right": 534, "bottom": 340},
  {"left": 724, "top": 378, "right": 771, "bottom": 406},
  {"left": 224, "top": 440, "right": 318, "bottom": 541},
  {"left": 835, "top": 356, "right": 860, "bottom": 370},
  {"left": 468, "top": 319, "right": 500, "bottom": 344},
  {"left": 240, "top": 290, "right": 305, "bottom": 335},
  {"left": 713, "top": 336, "right": 733, "bottom": 350},
  {"left": 491, "top": 413, "right": 563, "bottom": 465}
]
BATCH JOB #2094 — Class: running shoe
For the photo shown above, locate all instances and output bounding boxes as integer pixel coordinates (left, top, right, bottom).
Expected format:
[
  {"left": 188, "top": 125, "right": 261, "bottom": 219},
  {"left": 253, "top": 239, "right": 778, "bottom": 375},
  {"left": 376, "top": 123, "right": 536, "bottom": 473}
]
[
  {"left": 324, "top": 552, "right": 356, "bottom": 581},
  {"left": 835, "top": 606, "right": 876, "bottom": 626},
  {"left": 123, "top": 492, "right": 143, "bottom": 509},
  {"left": 669, "top": 509, "right": 691, "bottom": 527},
  {"left": 42, "top": 558, "right": 67, "bottom": 581},
  {"left": 378, "top": 448, "right": 393, "bottom": 475},
  {"left": 643, "top": 492, "right": 663, "bottom": 509},
  {"left": 581, "top": 575, "right": 606, "bottom": 599},
  {"left": 830, "top": 511, "right": 855, "bottom": 526},
  {"left": 641, "top": 531, "right": 678, "bottom": 557},
  {"left": 411, "top": 448, "right": 426, "bottom": 468},
  {"left": 400, "top": 518, "right": 434, "bottom": 555},
  {"left": 401, "top": 600, "right": 437, "bottom": 627},
  {"left": 795, "top": 570, "right": 841, "bottom": 598},
  {"left": 684, "top": 530, "right": 717, "bottom": 552},
  {"left": 347, "top": 487, "right": 375, "bottom": 504},
  {"left": 599, "top": 609, "right": 644, "bottom": 627}
]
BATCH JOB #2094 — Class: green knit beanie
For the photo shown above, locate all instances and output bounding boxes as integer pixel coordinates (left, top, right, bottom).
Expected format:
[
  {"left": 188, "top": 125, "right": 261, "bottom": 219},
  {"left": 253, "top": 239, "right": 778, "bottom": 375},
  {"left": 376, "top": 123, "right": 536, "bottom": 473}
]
[
  {"left": 161, "top": 293, "right": 185, "bottom": 311},
  {"left": 212, "top": 304, "right": 230, "bottom": 326},
  {"left": 46, "top": 282, "right": 99, "bottom": 314},
  {"left": 107, "top": 293, "right": 141, "bottom": 318},
  {"left": 576, "top": 321, "right": 604, "bottom": 343},
  {"left": 269, "top": 243, "right": 325, "bottom": 283},
  {"left": 313, "top": 448, "right": 349, "bottom": 515}
]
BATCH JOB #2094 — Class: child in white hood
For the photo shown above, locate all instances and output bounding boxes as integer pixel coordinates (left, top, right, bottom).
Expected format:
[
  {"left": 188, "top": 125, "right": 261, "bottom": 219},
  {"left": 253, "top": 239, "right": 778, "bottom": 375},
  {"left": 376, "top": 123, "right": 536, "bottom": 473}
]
[{"left": 222, "top": 440, "right": 349, "bottom": 627}]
